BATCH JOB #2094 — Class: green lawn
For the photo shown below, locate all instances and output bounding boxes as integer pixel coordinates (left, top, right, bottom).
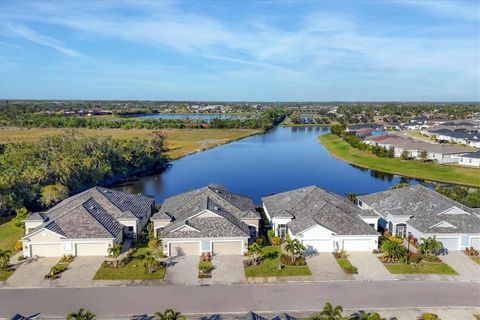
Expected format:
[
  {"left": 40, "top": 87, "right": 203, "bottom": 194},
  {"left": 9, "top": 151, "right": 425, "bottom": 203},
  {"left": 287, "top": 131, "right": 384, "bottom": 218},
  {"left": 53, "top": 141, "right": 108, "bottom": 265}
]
[
  {"left": 336, "top": 258, "right": 358, "bottom": 274},
  {"left": 384, "top": 262, "right": 458, "bottom": 275},
  {"left": 471, "top": 257, "right": 480, "bottom": 265},
  {"left": 319, "top": 134, "right": 480, "bottom": 187},
  {"left": 0, "top": 218, "right": 23, "bottom": 252},
  {"left": 244, "top": 246, "right": 311, "bottom": 277},
  {"left": 93, "top": 247, "right": 166, "bottom": 280},
  {"left": 0, "top": 269, "right": 14, "bottom": 281}
]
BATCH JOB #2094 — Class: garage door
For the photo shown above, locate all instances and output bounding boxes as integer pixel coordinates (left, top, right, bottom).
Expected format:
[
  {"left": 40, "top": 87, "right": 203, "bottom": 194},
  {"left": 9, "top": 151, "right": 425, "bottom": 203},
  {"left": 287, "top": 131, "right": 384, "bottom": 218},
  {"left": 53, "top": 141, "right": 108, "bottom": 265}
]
[
  {"left": 212, "top": 241, "right": 242, "bottom": 255},
  {"left": 169, "top": 242, "right": 200, "bottom": 256},
  {"left": 76, "top": 242, "right": 108, "bottom": 256},
  {"left": 436, "top": 237, "right": 459, "bottom": 250},
  {"left": 302, "top": 240, "right": 333, "bottom": 253},
  {"left": 31, "top": 243, "right": 62, "bottom": 257},
  {"left": 343, "top": 239, "right": 374, "bottom": 252},
  {"left": 470, "top": 237, "right": 480, "bottom": 250}
]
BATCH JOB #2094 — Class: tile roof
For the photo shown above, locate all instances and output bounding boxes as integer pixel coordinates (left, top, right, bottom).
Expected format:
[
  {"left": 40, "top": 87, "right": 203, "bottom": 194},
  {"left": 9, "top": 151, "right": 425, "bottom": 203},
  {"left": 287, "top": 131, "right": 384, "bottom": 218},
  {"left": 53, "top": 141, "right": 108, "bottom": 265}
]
[
  {"left": 262, "top": 186, "right": 378, "bottom": 236},
  {"left": 272, "top": 314, "right": 297, "bottom": 320},
  {"left": 155, "top": 186, "right": 257, "bottom": 239},
  {"left": 24, "top": 187, "right": 154, "bottom": 239},
  {"left": 460, "top": 151, "right": 480, "bottom": 159},
  {"left": 358, "top": 185, "right": 480, "bottom": 234}
]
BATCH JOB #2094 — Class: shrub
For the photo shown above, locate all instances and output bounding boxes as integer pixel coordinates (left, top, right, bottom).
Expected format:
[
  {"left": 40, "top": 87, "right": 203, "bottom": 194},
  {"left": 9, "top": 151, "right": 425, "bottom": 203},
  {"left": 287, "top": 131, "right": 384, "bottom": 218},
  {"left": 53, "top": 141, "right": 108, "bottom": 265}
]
[
  {"left": 45, "top": 263, "right": 68, "bottom": 279},
  {"left": 333, "top": 250, "right": 347, "bottom": 259},
  {"left": 383, "top": 230, "right": 392, "bottom": 238},
  {"left": 343, "top": 264, "right": 358, "bottom": 274},
  {"left": 14, "top": 240, "right": 23, "bottom": 251},
  {"left": 422, "top": 254, "right": 441, "bottom": 263},
  {"left": 198, "top": 260, "right": 214, "bottom": 278},
  {"left": 417, "top": 312, "right": 440, "bottom": 320},
  {"left": 17, "top": 255, "right": 26, "bottom": 261},
  {"left": 60, "top": 255, "right": 74, "bottom": 263},
  {"left": 280, "top": 254, "right": 306, "bottom": 266},
  {"left": 255, "top": 237, "right": 264, "bottom": 246},
  {"left": 270, "top": 236, "right": 281, "bottom": 246},
  {"left": 200, "top": 252, "right": 212, "bottom": 262},
  {"left": 464, "top": 247, "right": 479, "bottom": 257},
  {"left": 404, "top": 252, "right": 422, "bottom": 264},
  {"left": 148, "top": 239, "right": 158, "bottom": 249}
]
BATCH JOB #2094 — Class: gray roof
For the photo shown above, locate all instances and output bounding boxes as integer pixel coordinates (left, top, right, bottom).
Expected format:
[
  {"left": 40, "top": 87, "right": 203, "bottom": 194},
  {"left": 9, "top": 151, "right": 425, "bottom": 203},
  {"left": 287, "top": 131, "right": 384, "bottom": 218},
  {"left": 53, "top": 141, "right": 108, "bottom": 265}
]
[
  {"left": 262, "top": 186, "right": 378, "bottom": 236},
  {"left": 358, "top": 185, "right": 480, "bottom": 234},
  {"left": 155, "top": 186, "right": 257, "bottom": 239},
  {"left": 272, "top": 314, "right": 297, "bottom": 320},
  {"left": 461, "top": 151, "right": 480, "bottom": 159},
  {"left": 24, "top": 187, "right": 154, "bottom": 239}
]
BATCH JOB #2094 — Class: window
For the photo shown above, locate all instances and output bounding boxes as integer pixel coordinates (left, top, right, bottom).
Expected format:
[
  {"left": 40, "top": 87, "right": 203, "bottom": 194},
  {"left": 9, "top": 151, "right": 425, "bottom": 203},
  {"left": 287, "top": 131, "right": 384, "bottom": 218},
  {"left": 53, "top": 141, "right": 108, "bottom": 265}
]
[
  {"left": 128, "top": 226, "right": 134, "bottom": 231},
  {"left": 277, "top": 224, "right": 287, "bottom": 239},
  {"left": 358, "top": 200, "right": 363, "bottom": 207},
  {"left": 201, "top": 241, "right": 210, "bottom": 251},
  {"left": 395, "top": 224, "right": 407, "bottom": 238}
]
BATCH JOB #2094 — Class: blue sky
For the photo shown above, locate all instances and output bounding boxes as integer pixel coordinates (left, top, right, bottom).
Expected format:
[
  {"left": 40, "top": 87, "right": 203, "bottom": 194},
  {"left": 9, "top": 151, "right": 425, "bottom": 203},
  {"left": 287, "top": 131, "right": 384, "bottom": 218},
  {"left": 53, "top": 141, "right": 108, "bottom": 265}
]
[{"left": 0, "top": 0, "right": 479, "bottom": 101}]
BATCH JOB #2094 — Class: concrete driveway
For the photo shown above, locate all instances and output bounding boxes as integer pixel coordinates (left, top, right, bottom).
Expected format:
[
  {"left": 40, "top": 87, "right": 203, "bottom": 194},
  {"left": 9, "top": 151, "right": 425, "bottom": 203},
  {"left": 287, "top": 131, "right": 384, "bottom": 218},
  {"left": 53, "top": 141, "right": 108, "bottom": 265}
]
[
  {"left": 5, "top": 257, "right": 58, "bottom": 288},
  {"left": 55, "top": 256, "right": 105, "bottom": 287},
  {"left": 348, "top": 252, "right": 398, "bottom": 281},
  {"left": 307, "top": 253, "right": 354, "bottom": 281},
  {"left": 440, "top": 251, "right": 480, "bottom": 281}
]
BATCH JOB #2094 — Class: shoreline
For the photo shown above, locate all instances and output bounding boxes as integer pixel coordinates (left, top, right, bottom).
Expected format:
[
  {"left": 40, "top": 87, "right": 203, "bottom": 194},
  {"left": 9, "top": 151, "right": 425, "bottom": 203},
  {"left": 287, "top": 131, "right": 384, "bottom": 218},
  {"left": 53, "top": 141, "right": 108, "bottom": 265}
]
[{"left": 318, "top": 134, "right": 480, "bottom": 188}]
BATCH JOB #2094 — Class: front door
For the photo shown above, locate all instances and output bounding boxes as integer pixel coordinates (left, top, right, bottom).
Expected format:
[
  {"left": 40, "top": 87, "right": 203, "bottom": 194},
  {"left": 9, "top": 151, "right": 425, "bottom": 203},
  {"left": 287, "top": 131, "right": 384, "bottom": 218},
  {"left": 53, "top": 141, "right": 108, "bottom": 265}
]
[
  {"left": 278, "top": 224, "right": 287, "bottom": 239},
  {"left": 395, "top": 224, "right": 407, "bottom": 238}
]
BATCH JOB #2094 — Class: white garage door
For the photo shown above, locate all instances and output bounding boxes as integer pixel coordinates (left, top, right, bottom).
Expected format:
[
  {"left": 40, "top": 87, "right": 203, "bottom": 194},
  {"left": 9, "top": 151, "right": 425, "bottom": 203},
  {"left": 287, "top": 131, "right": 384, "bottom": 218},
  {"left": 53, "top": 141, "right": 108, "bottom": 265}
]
[
  {"left": 436, "top": 237, "right": 459, "bottom": 250},
  {"left": 76, "top": 242, "right": 108, "bottom": 256},
  {"left": 343, "top": 239, "right": 374, "bottom": 252},
  {"left": 212, "top": 241, "right": 242, "bottom": 255},
  {"left": 31, "top": 243, "right": 62, "bottom": 257},
  {"left": 303, "top": 240, "right": 333, "bottom": 253},
  {"left": 470, "top": 237, "right": 480, "bottom": 250},
  {"left": 169, "top": 242, "right": 200, "bottom": 256}
]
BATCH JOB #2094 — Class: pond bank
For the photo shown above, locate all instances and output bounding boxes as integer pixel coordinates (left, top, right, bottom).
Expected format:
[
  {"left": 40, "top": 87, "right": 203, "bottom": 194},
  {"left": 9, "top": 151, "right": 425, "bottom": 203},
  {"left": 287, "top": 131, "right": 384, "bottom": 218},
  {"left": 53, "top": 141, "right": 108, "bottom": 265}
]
[{"left": 318, "top": 134, "right": 480, "bottom": 187}]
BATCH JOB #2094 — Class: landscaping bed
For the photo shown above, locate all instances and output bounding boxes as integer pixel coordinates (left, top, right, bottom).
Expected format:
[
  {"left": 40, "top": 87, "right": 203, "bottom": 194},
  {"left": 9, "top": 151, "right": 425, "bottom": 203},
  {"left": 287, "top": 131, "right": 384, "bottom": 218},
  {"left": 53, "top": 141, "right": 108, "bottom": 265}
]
[
  {"left": 45, "top": 255, "right": 74, "bottom": 280},
  {"left": 93, "top": 247, "right": 165, "bottom": 280},
  {"left": 244, "top": 246, "right": 311, "bottom": 277},
  {"left": 332, "top": 251, "right": 358, "bottom": 274},
  {"left": 198, "top": 253, "right": 214, "bottom": 278}
]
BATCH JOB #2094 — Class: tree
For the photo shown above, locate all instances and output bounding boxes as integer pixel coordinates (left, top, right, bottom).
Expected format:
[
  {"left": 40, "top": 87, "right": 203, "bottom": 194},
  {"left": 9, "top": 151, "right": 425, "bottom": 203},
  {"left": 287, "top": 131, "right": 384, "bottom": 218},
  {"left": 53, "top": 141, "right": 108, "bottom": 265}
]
[
  {"left": 419, "top": 150, "right": 428, "bottom": 161},
  {"left": 66, "top": 308, "right": 96, "bottom": 320},
  {"left": 418, "top": 236, "right": 442, "bottom": 256},
  {"left": 347, "top": 193, "right": 357, "bottom": 203},
  {"left": 0, "top": 248, "right": 11, "bottom": 270},
  {"left": 107, "top": 243, "right": 122, "bottom": 259},
  {"left": 247, "top": 242, "right": 262, "bottom": 265},
  {"left": 284, "top": 238, "right": 296, "bottom": 262},
  {"left": 293, "top": 239, "right": 306, "bottom": 260},
  {"left": 312, "top": 302, "right": 345, "bottom": 320},
  {"left": 143, "top": 252, "right": 158, "bottom": 274},
  {"left": 154, "top": 309, "right": 185, "bottom": 320},
  {"left": 41, "top": 183, "right": 69, "bottom": 207},
  {"left": 350, "top": 310, "right": 386, "bottom": 320},
  {"left": 13, "top": 207, "right": 30, "bottom": 229}
]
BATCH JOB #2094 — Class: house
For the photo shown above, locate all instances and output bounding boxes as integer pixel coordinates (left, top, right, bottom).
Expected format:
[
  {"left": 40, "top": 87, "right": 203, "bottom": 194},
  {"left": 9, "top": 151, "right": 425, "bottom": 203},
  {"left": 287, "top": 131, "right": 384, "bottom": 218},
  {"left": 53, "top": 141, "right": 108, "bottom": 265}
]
[
  {"left": 383, "top": 122, "right": 402, "bottom": 131},
  {"left": 262, "top": 186, "right": 379, "bottom": 253},
  {"left": 346, "top": 123, "right": 383, "bottom": 135},
  {"left": 238, "top": 312, "right": 296, "bottom": 320},
  {"left": 151, "top": 186, "right": 260, "bottom": 256},
  {"left": 357, "top": 184, "right": 480, "bottom": 251},
  {"left": 22, "top": 187, "right": 155, "bottom": 258},
  {"left": 458, "top": 151, "right": 480, "bottom": 167}
]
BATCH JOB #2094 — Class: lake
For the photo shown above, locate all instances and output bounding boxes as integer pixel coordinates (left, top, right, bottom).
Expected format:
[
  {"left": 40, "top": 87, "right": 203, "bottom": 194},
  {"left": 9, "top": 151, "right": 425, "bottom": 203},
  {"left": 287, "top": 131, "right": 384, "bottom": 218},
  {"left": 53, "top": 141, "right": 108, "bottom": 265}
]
[
  {"left": 114, "top": 126, "right": 422, "bottom": 204},
  {"left": 132, "top": 113, "right": 251, "bottom": 121}
]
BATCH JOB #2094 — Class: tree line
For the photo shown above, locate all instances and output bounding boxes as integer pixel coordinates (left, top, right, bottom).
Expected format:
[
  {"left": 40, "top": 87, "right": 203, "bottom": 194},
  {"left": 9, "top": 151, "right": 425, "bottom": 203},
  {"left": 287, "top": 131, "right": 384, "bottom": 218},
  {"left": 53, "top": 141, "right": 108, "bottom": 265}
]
[{"left": 0, "top": 130, "right": 167, "bottom": 215}]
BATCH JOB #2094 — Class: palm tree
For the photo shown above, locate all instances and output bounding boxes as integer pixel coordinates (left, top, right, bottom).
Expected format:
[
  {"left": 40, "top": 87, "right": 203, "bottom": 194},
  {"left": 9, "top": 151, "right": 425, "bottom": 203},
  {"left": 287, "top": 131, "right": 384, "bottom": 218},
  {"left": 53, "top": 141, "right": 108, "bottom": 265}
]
[
  {"left": 380, "top": 239, "right": 406, "bottom": 261},
  {"left": 418, "top": 236, "right": 442, "bottom": 256},
  {"left": 284, "top": 238, "right": 296, "bottom": 262},
  {"left": 154, "top": 309, "right": 185, "bottom": 320},
  {"left": 66, "top": 308, "right": 96, "bottom": 320},
  {"left": 108, "top": 243, "right": 122, "bottom": 258},
  {"left": 350, "top": 310, "right": 386, "bottom": 320},
  {"left": 293, "top": 239, "right": 306, "bottom": 260},
  {"left": 247, "top": 243, "right": 262, "bottom": 265},
  {"left": 0, "top": 248, "right": 11, "bottom": 270},
  {"left": 143, "top": 252, "right": 158, "bottom": 273},
  {"left": 312, "top": 302, "right": 345, "bottom": 320}
]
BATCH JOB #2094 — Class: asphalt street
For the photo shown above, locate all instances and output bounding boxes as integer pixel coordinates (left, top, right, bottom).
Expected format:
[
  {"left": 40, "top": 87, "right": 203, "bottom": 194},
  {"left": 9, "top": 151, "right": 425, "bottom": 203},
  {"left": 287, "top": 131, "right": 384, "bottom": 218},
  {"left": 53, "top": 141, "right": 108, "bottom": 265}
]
[{"left": 0, "top": 281, "right": 479, "bottom": 318}]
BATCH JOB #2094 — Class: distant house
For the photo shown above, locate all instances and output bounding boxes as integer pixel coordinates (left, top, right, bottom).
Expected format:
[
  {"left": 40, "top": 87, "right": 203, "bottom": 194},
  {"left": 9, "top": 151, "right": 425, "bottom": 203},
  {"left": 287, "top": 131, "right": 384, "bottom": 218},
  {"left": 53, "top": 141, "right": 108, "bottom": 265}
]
[
  {"left": 22, "top": 187, "right": 155, "bottom": 257},
  {"left": 151, "top": 186, "right": 260, "bottom": 256},
  {"left": 262, "top": 186, "right": 379, "bottom": 253},
  {"left": 458, "top": 151, "right": 480, "bottom": 167},
  {"left": 346, "top": 123, "right": 384, "bottom": 135},
  {"left": 357, "top": 185, "right": 480, "bottom": 251},
  {"left": 383, "top": 122, "right": 402, "bottom": 131}
]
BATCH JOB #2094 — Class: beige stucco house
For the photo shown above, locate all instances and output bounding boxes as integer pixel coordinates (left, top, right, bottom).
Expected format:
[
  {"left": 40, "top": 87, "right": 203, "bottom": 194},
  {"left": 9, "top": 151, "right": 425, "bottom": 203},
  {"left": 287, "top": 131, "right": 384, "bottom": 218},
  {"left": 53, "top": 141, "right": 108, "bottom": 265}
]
[
  {"left": 151, "top": 186, "right": 260, "bottom": 256},
  {"left": 22, "top": 187, "right": 155, "bottom": 257}
]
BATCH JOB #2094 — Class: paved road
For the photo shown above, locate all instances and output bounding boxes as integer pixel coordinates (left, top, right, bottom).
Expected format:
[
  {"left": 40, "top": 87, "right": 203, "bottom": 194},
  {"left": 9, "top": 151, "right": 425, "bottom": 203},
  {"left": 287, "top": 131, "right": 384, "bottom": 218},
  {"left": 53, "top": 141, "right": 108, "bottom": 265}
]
[{"left": 0, "top": 281, "right": 479, "bottom": 317}]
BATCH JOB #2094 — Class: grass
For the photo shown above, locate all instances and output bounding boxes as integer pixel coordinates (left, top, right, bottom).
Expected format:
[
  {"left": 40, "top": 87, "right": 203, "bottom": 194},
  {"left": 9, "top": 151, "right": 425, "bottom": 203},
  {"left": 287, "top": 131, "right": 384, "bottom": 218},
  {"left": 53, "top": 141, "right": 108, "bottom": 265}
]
[
  {"left": 335, "top": 257, "right": 358, "bottom": 274},
  {"left": 384, "top": 261, "right": 458, "bottom": 275},
  {"left": 0, "top": 269, "right": 14, "bottom": 281},
  {"left": 244, "top": 246, "right": 311, "bottom": 277},
  {"left": 93, "top": 247, "right": 166, "bottom": 280},
  {"left": 0, "top": 128, "right": 261, "bottom": 160},
  {"left": 319, "top": 134, "right": 480, "bottom": 187},
  {"left": 471, "top": 256, "right": 480, "bottom": 265},
  {"left": 0, "top": 218, "right": 23, "bottom": 252}
]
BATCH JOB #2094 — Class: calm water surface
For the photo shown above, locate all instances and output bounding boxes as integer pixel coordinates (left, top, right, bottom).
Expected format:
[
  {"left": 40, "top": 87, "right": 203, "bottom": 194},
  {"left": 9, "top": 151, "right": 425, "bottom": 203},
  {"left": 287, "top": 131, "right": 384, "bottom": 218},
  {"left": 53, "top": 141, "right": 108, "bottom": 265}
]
[{"left": 114, "top": 126, "right": 420, "bottom": 204}]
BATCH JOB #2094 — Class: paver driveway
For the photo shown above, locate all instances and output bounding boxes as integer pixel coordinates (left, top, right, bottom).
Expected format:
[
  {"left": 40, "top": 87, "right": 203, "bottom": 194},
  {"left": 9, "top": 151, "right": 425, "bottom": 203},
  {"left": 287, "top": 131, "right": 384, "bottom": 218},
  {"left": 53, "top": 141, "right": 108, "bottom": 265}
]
[
  {"left": 6, "top": 257, "right": 58, "bottom": 288},
  {"left": 307, "top": 253, "right": 354, "bottom": 281},
  {"left": 348, "top": 252, "right": 398, "bottom": 281},
  {"left": 165, "top": 255, "right": 200, "bottom": 285},
  {"left": 440, "top": 251, "right": 480, "bottom": 281},
  {"left": 55, "top": 256, "right": 105, "bottom": 287},
  {"left": 211, "top": 255, "right": 245, "bottom": 284}
]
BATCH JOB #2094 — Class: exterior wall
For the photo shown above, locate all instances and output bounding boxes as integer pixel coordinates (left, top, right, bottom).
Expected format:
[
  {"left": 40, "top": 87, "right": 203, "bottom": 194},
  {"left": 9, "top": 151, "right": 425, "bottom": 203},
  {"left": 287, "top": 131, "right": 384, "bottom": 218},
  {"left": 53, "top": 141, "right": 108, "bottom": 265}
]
[
  {"left": 162, "top": 237, "right": 249, "bottom": 256},
  {"left": 360, "top": 217, "right": 379, "bottom": 230},
  {"left": 407, "top": 224, "right": 480, "bottom": 251},
  {"left": 242, "top": 218, "right": 260, "bottom": 231},
  {"left": 118, "top": 219, "right": 139, "bottom": 239},
  {"left": 271, "top": 217, "right": 293, "bottom": 237},
  {"left": 458, "top": 156, "right": 480, "bottom": 167},
  {"left": 24, "top": 221, "right": 43, "bottom": 234},
  {"left": 336, "top": 235, "right": 378, "bottom": 251}
]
